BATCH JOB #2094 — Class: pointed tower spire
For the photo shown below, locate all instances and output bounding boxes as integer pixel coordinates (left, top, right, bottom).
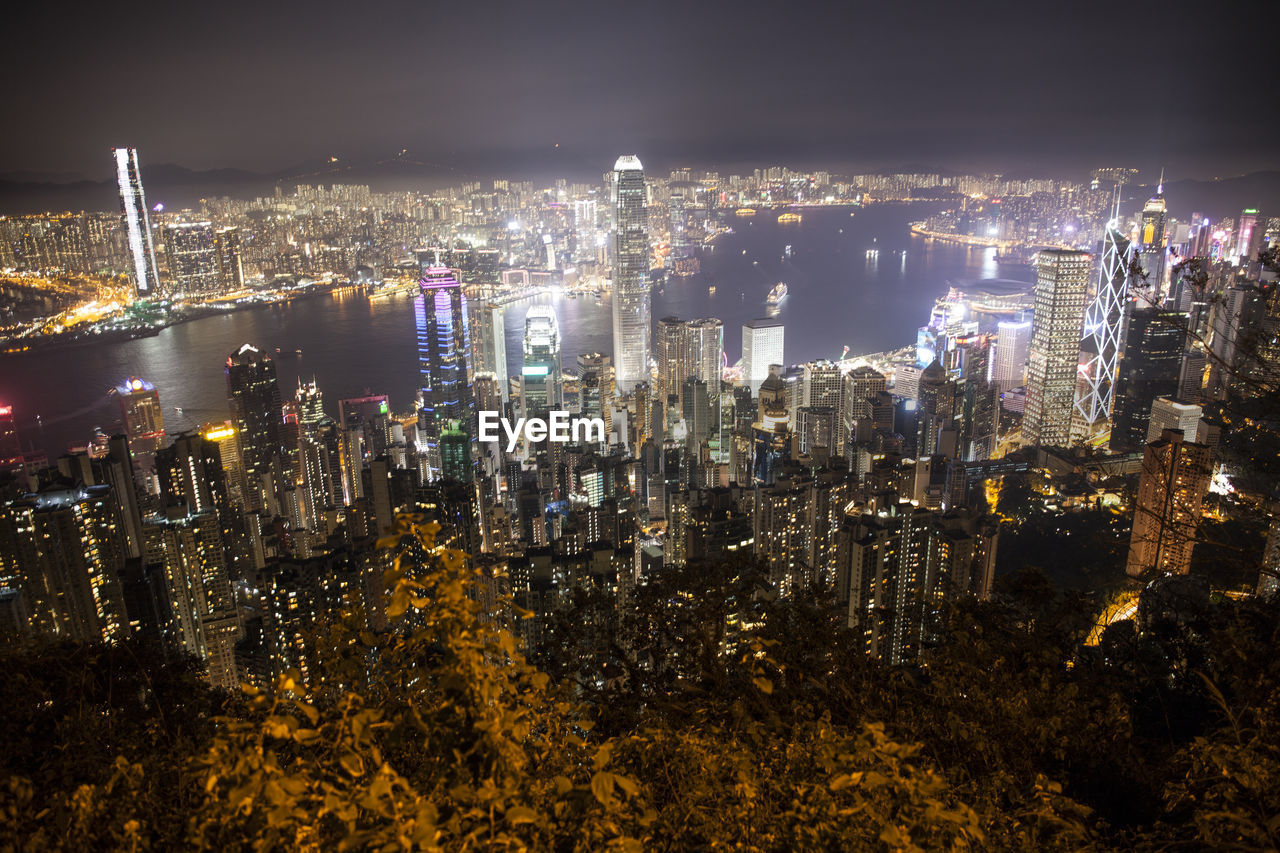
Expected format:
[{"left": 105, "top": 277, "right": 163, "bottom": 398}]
[{"left": 1156, "top": 167, "right": 1164, "bottom": 196}]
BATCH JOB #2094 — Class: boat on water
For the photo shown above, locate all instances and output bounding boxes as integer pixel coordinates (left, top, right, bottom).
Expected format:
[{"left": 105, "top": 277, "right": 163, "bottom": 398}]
[
  {"left": 777, "top": 212, "right": 802, "bottom": 224},
  {"left": 735, "top": 208, "right": 757, "bottom": 217},
  {"left": 708, "top": 285, "right": 716, "bottom": 294},
  {"left": 767, "top": 282, "right": 788, "bottom": 305}
]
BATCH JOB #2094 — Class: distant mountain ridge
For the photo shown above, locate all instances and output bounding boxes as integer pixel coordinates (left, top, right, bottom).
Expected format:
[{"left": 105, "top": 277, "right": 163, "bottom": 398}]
[{"left": 2, "top": 160, "right": 1277, "bottom": 222}]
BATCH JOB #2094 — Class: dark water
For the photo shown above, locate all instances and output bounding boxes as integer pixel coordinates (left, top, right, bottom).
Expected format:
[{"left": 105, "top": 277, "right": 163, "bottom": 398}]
[{"left": 0, "top": 204, "right": 1015, "bottom": 458}]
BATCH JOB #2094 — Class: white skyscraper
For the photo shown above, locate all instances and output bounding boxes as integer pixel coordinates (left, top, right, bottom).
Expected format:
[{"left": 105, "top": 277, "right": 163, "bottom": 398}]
[
  {"left": 1024, "top": 250, "right": 1090, "bottom": 447},
  {"left": 1075, "top": 216, "right": 1136, "bottom": 426},
  {"left": 742, "top": 318, "right": 785, "bottom": 395},
  {"left": 610, "top": 155, "right": 650, "bottom": 390},
  {"left": 993, "top": 320, "right": 1031, "bottom": 391},
  {"left": 113, "top": 147, "right": 161, "bottom": 298}
]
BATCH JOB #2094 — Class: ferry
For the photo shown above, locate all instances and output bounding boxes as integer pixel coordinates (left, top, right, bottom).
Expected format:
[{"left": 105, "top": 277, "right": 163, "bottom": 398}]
[
  {"left": 767, "top": 282, "right": 788, "bottom": 305},
  {"left": 777, "top": 212, "right": 802, "bottom": 224},
  {"left": 735, "top": 208, "right": 757, "bottom": 217},
  {"left": 708, "top": 285, "right": 716, "bottom": 295}
]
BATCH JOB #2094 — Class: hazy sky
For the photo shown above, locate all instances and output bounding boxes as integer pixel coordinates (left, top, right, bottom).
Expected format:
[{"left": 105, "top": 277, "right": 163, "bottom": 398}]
[{"left": 3, "top": 0, "right": 1274, "bottom": 181}]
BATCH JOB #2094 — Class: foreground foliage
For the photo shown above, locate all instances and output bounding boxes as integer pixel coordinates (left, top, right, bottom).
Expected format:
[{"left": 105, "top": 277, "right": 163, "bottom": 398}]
[{"left": 2, "top": 518, "right": 1279, "bottom": 850}]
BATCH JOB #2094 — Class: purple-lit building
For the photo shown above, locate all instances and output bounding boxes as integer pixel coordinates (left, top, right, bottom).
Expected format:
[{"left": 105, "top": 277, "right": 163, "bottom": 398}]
[{"left": 415, "top": 267, "right": 473, "bottom": 481}]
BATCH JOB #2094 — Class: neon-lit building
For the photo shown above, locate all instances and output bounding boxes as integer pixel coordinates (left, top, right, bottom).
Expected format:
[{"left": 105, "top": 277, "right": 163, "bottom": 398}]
[
  {"left": 415, "top": 267, "right": 472, "bottom": 481},
  {"left": 113, "top": 147, "right": 161, "bottom": 298}
]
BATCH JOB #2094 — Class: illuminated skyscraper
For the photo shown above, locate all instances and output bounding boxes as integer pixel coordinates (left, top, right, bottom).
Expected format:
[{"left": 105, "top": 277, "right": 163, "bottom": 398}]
[
  {"left": 992, "top": 320, "right": 1031, "bottom": 391},
  {"left": 1075, "top": 217, "right": 1135, "bottom": 426},
  {"left": 610, "top": 155, "right": 650, "bottom": 390},
  {"left": 225, "top": 344, "right": 285, "bottom": 511},
  {"left": 1234, "top": 208, "right": 1263, "bottom": 264},
  {"left": 1023, "top": 250, "right": 1090, "bottom": 447},
  {"left": 521, "top": 306, "right": 562, "bottom": 416},
  {"left": 117, "top": 377, "right": 166, "bottom": 492},
  {"left": 0, "top": 403, "right": 21, "bottom": 471},
  {"left": 742, "top": 318, "right": 785, "bottom": 395},
  {"left": 577, "top": 352, "right": 615, "bottom": 442},
  {"left": 415, "top": 267, "right": 472, "bottom": 480},
  {"left": 467, "top": 300, "right": 508, "bottom": 401},
  {"left": 113, "top": 147, "right": 161, "bottom": 298},
  {"left": 163, "top": 222, "right": 219, "bottom": 294},
  {"left": 214, "top": 227, "right": 245, "bottom": 292},
  {"left": 1137, "top": 176, "right": 1167, "bottom": 302}
]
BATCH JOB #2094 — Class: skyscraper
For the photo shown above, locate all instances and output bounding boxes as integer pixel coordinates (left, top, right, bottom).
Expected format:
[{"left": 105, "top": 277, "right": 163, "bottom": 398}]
[
  {"left": 521, "top": 306, "right": 562, "bottom": 416},
  {"left": 742, "top": 318, "right": 785, "bottom": 395},
  {"left": 610, "top": 155, "right": 650, "bottom": 390},
  {"left": 0, "top": 403, "right": 23, "bottom": 471},
  {"left": 225, "top": 344, "right": 285, "bottom": 511},
  {"left": 415, "top": 267, "right": 473, "bottom": 480},
  {"left": 1146, "top": 397, "right": 1203, "bottom": 444},
  {"left": 1023, "top": 250, "right": 1090, "bottom": 447},
  {"left": 1137, "top": 178, "right": 1168, "bottom": 301},
  {"left": 117, "top": 377, "right": 166, "bottom": 493},
  {"left": 1075, "top": 219, "right": 1135, "bottom": 426},
  {"left": 163, "top": 222, "right": 219, "bottom": 294},
  {"left": 992, "top": 320, "right": 1031, "bottom": 391},
  {"left": 113, "top": 147, "right": 161, "bottom": 299},
  {"left": 1109, "top": 308, "right": 1186, "bottom": 452},
  {"left": 1126, "top": 429, "right": 1212, "bottom": 578},
  {"left": 467, "top": 300, "right": 508, "bottom": 401},
  {"left": 214, "top": 227, "right": 245, "bottom": 293}
]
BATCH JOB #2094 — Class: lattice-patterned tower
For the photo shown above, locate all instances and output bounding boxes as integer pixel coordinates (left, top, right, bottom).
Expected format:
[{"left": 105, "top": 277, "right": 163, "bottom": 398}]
[{"left": 1075, "top": 201, "right": 1135, "bottom": 427}]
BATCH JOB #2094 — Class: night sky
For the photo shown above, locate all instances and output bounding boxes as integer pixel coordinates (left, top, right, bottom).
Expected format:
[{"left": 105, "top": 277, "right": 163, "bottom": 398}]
[{"left": 3, "top": 0, "right": 1275, "bottom": 182}]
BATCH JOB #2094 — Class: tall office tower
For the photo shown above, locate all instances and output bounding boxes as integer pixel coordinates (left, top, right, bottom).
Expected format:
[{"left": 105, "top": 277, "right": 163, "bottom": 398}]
[
  {"left": 1137, "top": 178, "right": 1168, "bottom": 302},
  {"left": 754, "top": 477, "right": 810, "bottom": 587},
  {"left": 467, "top": 300, "right": 508, "bottom": 401},
  {"left": 687, "top": 318, "right": 724, "bottom": 388},
  {"left": 521, "top": 306, "right": 562, "bottom": 416},
  {"left": 415, "top": 268, "right": 473, "bottom": 480},
  {"left": 142, "top": 511, "right": 241, "bottom": 689},
  {"left": 117, "top": 377, "right": 166, "bottom": 493},
  {"left": 681, "top": 377, "right": 713, "bottom": 447},
  {"left": 1109, "top": 308, "right": 1186, "bottom": 451},
  {"left": 163, "top": 222, "right": 219, "bottom": 295},
  {"left": 295, "top": 377, "right": 325, "bottom": 428},
  {"left": 742, "top": 318, "right": 785, "bottom": 395},
  {"left": 1234, "top": 208, "right": 1263, "bottom": 264},
  {"left": 655, "top": 316, "right": 688, "bottom": 403},
  {"left": 156, "top": 432, "right": 235, "bottom": 525},
  {"left": 1147, "top": 397, "right": 1203, "bottom": 444},
  {"left": 610, "top": 155, "right": 650, "bottom": 390},
  {"left": 1023, "top": 250, "right": 1090, "bottom": 447},
  {"left": 1125, "top": 429, "right": 1212, "bottom": 578},
  {"left": 915, "top": 360, "right": 960, "bottom": 458},
  {"left": 957, "top": 337, "right": 998, "bottom": 461},
  {"left": 1075, "top": 220, "right": 1135, "bottom": 426},
  {"left": 802, "top": 360, "right": 843, "bottom": 409},
  {"left": 225, "top": 344, "right": 285, "bottom": 511},
  {"left": 1206, "top": 285, "right": 1266, "bottom": 399},
  {"left": 839, "top": 366, "right": 887, "bottom": 456},
  {"left": 576, "top": 352, "right": 614, "bottom": 443},
  {"left": 113, "top": 147, "right": 161, "bottom": 299},
  {"left": 214, "top": 227, "right": 245, "bottom": 292},
  {"left": 5, "top": 485, "right": 129, "bottom": 643},
  {"left": 200, "top": 421, "right": 248, "bottom": 510},
  {"left": 0, "top": 403, "right": 21, "bottom": 471},
  {"left": 992, "top": 320, "right": 1031, "bottom": 391}
]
